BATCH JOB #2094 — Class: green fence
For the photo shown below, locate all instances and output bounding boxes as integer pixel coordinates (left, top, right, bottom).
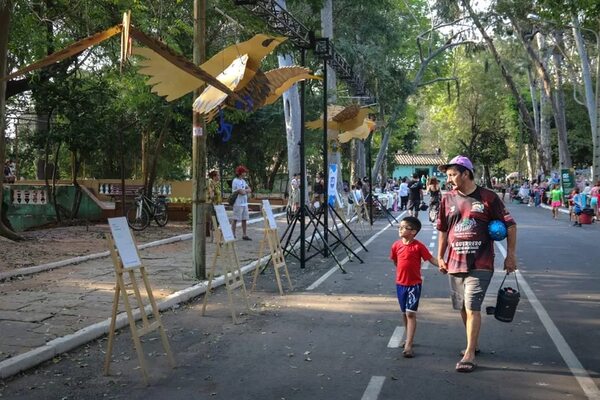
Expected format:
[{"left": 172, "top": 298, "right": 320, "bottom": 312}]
[{"left": 2, "top": 184, "right": 103, "bottom": 232}]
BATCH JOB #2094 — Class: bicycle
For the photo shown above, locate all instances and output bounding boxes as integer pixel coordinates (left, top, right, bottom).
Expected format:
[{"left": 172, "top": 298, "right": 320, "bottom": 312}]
[{"left": 126, "top": 191, "right": 169, "bottom": 230}]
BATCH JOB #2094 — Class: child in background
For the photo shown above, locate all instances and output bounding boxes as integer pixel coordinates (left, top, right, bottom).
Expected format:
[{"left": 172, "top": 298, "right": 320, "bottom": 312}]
[
  {"left": 549, "top": 184, "right": 563, "bottom": 219},
  {"left": 389, "top": 216, "right": 442, "bottom": 358}
]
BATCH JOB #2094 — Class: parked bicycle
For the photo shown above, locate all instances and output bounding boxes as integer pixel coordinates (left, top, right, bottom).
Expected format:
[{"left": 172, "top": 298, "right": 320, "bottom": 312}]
[{"left": 126, "top": 191, "right": 169, "bottom": 230}]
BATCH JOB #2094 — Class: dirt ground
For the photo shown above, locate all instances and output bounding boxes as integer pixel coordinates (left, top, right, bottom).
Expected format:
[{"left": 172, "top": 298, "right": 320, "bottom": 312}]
[{"left": 0, "top": 221, "right": 192, "bottom": 273}]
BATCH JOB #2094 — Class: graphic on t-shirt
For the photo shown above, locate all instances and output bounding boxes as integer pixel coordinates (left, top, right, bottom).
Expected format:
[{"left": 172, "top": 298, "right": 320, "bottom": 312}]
[
  {"left": 471, "top": 201, "right": 485, "bottom": 213},
  {"left": 454, "top": 218, "right": 477, "bottom": 235}
]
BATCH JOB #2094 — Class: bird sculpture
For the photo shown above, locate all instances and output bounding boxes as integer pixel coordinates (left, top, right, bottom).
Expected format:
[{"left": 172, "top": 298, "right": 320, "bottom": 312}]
[{"left": 306, "top": 104, "right": 376, "bottom": 143}]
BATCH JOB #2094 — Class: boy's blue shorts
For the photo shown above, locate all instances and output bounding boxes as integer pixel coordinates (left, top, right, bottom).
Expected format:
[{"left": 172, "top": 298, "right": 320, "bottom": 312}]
[{"left": 396, "top": 283, "right": 422, "bottom": 313}]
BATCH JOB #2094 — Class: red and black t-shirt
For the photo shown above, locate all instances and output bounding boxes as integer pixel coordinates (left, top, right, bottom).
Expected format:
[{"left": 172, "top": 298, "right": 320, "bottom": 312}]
[{"left": 436, "top": 186, "right": 516, "bottom": 273}]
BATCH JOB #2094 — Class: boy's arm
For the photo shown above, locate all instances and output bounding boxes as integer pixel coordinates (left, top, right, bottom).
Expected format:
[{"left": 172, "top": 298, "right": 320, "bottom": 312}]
[
  {"left": 428, "top": 255, "right": 439, "bottom": 267},
  {"left": 437, "top": 231, "right": 448, "bottom": 274}
]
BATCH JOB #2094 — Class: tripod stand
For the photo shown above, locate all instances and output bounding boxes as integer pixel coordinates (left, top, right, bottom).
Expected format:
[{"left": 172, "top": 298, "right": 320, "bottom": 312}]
[
  {"left": 365, "top": 193, "right": 398, "bottom": 226},
  {"left": 306, "top": 205, "right": 368, "bottom": 261},
  {"left": 279, "top": 203, "right": 362, "bottom": 273}
]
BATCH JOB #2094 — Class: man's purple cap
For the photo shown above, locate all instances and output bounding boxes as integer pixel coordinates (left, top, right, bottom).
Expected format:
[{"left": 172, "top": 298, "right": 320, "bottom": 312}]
[{"left": 438, "top": 155, "right": 474, "bottom": 173}]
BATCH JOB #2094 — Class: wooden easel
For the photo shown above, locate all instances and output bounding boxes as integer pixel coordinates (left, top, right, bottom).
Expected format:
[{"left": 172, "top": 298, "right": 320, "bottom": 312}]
[
  {"left": 353, "top": 191, "right": 372, "bottom": 234},
  {"left": 201, "top": 212, "right": 250, "bottom": 324},
  {"left": 251, "top": 205, "right": 293, "bottom": 295},
  {"left": 104, "top": 219, "right": 175, "bottom": 385}
]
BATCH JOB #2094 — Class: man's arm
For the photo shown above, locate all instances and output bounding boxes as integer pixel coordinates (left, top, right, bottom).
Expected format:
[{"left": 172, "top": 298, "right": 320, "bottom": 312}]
[
  {"left": 437, "top": 231, "right": 448, "bottom": 274},
  {"left": 504, "top": 225, "right": 517, "bottom": 272}
]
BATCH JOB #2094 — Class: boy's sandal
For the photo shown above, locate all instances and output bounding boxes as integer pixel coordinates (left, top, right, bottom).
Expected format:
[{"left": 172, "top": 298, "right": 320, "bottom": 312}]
[{"left": 402, "top": 349, "right": 414, "bottom": 358}]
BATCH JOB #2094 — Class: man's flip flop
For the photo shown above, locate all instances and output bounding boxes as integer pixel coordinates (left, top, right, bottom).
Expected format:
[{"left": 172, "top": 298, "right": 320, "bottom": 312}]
[
  {"left": 460, "top": 349, "right": 481, "bottom": 356},
  {"left": 455, "top": 361, "right": 476, "bottom": 373}
]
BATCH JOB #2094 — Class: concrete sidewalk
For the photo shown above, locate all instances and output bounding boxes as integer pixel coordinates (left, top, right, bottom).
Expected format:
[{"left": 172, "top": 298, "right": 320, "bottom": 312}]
[{"left": 0, "top": 209, "right": 378, "bottom": 379}]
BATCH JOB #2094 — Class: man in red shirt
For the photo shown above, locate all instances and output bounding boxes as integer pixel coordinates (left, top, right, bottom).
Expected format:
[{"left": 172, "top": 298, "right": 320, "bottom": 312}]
[
  {"left": 437, "top": 155, "right": 517, "bottom": 372},
  {"left": 390, "top": 216, "right": 441, "bottom": 358}
]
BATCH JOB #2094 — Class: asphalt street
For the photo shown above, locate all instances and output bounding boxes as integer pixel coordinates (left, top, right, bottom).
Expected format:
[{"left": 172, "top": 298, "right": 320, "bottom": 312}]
[{"left": 0, "top": 202, "right": 599, "bottom": 400}]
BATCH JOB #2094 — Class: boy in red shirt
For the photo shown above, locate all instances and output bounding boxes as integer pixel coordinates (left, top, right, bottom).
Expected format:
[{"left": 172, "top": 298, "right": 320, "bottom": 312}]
[{"left": 390, "top": 216, "right": 441, "bottom": 358}]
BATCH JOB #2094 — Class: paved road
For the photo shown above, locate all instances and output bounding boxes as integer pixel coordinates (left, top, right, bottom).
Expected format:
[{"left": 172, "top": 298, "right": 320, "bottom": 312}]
[{"left": 0, "top": 202, "right": 599, "bottom": 399}]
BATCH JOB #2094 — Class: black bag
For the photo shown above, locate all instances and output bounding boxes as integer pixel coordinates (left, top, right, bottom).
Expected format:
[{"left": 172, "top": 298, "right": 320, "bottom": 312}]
[
  {"left": 494, "top": 273, "right": 520, "bottom": 323},
  {"left": 228, "top": 192, "right": 238, "bottom": 206},
  {"left": 419, "top": 201, "right": 428, "bottom": 211}
]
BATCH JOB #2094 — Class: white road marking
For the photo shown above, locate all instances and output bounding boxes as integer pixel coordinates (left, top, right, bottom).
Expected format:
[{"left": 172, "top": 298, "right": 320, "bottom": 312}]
[
  {"left": 361, "top": 376, "right": 386, "bottom": 400},
  {"left": 306, "top": 213, "right": 405, "bottom": 291},
  {"left": 496, "top": 243, "right": 600, "bottom": 400},
  {"left": 429, "top": 242, "right": 435, "bottom": 248},
  {"left": 387, "top": 326, "right": 405, "bottom": 348}
]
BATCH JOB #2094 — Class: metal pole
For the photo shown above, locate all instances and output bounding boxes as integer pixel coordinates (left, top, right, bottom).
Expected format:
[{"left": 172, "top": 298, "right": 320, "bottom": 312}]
[
  {"left": 367, "top": 135, "right": 373, "bottom": 225},
  {"left": 300, "top": 48, "right": 307, "bottom": 268},
  {"left": 192, "top": 0, "right": 208, "bottom": 279},
  {"left": 322, "top": 54, "right": 328, "bottom": 257}
]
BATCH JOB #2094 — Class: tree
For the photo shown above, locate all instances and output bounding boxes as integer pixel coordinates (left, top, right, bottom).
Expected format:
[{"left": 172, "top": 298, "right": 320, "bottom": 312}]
[{"left": 0, "top": 0, "right": 22, "bottom": 240}]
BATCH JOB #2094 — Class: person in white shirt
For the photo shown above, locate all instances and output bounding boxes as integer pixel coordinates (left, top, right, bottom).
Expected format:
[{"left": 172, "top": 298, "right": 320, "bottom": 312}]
[{"left": 231, "top": 165, "right": 252, "bottom": 240}]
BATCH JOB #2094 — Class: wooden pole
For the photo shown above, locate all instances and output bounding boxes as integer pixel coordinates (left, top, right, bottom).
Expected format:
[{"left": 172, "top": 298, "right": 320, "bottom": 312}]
[{"left": 193, "top": 0, "right": 208, "bottom": 279}]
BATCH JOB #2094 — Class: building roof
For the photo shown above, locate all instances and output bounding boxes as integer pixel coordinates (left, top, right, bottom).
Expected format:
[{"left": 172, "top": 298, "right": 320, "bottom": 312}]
[{"left": 394, "top": 153, "right": 446, "bottom": 166}]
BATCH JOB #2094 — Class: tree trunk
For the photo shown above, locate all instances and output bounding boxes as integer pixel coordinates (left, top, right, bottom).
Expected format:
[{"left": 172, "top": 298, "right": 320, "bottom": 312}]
[
  {"left": 551, "top": 31, "right": 572, "bottom": 169},
  {"left": 146, "top": 117, "right": 171, "bottom": 196},
  {"left": 0, "top": 0, "right": 21, "bottom": 240},
  {"left": 571, "top": 15, "right": 599, "bottom": 181},
  {"left": 460, "top": 0, "right": 540, "bottom": 166},
  {"left": 267, "top": 147, "right": 286, "bottom": 190},
  {"left": 535, "top": 33, "right": 553, "bottom": 173},
  {"left": 525, "top": 144, "right": 534, "bottom": 181}
]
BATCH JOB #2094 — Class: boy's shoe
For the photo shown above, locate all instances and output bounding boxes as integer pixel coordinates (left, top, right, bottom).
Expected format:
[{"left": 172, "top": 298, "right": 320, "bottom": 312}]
[{"left": 242, "top": 236, "right": 252, "bottom": 240}]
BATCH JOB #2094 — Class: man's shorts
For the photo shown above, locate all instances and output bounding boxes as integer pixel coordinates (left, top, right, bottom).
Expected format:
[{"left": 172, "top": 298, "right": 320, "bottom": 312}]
[
  {"left": 396, "top": 284, "right": 422, "bottom": 313},
  {"left": 449, "top": 270, "right": 493, "bottom": 311},
  {"left": 232, "top": 205, "right": 249, "bottom": 221},
  {"left": 406, "top": 199, "right": 419, "bottom": 213}
]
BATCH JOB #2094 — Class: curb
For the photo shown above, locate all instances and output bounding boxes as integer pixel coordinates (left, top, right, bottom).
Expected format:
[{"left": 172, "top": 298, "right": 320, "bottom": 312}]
[
  {"left": 0, "top": 253, "right": 271, "bottom": 379},
  {"left": 0, "top": 211, "right": 285, "bottom": 282}
]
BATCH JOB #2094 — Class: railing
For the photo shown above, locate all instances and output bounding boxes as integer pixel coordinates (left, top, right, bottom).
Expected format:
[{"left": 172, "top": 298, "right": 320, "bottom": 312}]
[
  {"left": 97, "top": 183, "right": 172, "bottom": 197},
  {"left": 11, "top": 188, "right": 49, "bottom": 205}
]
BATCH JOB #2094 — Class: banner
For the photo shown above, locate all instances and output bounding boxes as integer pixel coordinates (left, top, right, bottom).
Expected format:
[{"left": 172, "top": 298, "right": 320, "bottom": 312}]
[
  {"left": 560, "top": 168, "right": 575, "bottom": 202},
  {"left": 327, "top": 164, "right": 338, "bottom": 207}
]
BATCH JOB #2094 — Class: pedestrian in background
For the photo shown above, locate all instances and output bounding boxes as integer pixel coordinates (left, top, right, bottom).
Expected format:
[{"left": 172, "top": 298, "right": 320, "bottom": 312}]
[
  {"left": 231, "top": 165, "right": 252, "bottom": 240},
  {"left": 399, "top": 177, "right": 409, "bottom": 210},
  {"left": 437, "top": 155, "right": 517, "bottom": 373},
  {"left": 571, "top": 187, "right": 584, "bottom": 227},
  {"left": 407, "top": 173, "right": 423, "bottom": 218},
  {"left": 549, "top": 184, "right": 563, "bottom": 219},
  {"left": 389, "top": 216, "right": 440, "bottom": 358},
  {"left": 590, "top": 181, "right": 600, "bottom": 219}
]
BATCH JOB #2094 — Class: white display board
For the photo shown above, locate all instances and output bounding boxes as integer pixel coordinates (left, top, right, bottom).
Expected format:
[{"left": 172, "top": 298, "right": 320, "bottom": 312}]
[
  {"left": 214, "top": 204, "right": 235, "bottom": 242},
  {"left": 327, "top": 164, "right": 338, "bottom": 206},
  {"left": 262, "top": 200, "right": 277, "bottom": 229},
  {"left": 108, "top": 217, "right": 142, "bottom": 269}
]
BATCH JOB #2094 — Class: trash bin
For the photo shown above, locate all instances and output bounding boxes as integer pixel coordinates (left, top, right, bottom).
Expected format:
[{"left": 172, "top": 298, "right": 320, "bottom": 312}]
[{"left": 580, "top": 208, "right": 594, "bottom": 224}]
